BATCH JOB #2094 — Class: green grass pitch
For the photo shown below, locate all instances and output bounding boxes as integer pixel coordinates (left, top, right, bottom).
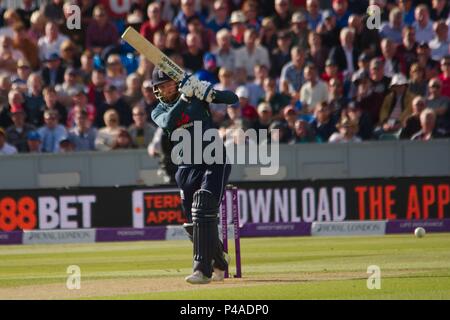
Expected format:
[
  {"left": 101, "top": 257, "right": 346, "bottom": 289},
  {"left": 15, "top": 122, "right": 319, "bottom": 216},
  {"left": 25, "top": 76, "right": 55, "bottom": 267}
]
[{"left": 0, "top": 234, "right": 449, "bottom": 299}]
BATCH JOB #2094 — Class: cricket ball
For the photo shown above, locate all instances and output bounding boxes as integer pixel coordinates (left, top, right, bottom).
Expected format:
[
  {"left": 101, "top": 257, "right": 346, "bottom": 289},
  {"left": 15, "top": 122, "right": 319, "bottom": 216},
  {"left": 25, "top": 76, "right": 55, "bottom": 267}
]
[{"left": 414, "top": 227, "right": 426, "bottom": 238}]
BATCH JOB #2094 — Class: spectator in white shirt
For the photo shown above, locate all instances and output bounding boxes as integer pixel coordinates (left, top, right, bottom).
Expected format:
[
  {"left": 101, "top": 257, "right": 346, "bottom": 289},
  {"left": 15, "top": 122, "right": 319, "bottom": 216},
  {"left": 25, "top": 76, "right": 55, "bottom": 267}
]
[
  {"left": 37, "top": 21, "right": 69, "bottom": 62},
  {"left": 429, "top": 20, "right": 450, "bottom": 61},
  {"left": 213, "top": 28, "right": 236, "bottom": 72},
  {"left": 300, "top": 63, "right": 329, "bottom": 114},
  {"left": 413, "top": 5, "right": 434, "bottom": 44},
  {"left": 0, "top": 127, "right": 18, "bottom": 155},
  {"left": 234, "top": 28, "right": 270, "bottom": 80},
  {"left": 329, "top": 116, "right": 362, "bottom": 143}
]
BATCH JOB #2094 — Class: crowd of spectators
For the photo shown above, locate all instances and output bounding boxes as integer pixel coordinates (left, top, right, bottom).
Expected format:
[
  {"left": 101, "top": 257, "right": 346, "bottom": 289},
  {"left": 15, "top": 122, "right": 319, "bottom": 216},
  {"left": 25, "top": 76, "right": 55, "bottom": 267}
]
[{"left": 0, "top": 0, "right": 450, "bottom": 156}]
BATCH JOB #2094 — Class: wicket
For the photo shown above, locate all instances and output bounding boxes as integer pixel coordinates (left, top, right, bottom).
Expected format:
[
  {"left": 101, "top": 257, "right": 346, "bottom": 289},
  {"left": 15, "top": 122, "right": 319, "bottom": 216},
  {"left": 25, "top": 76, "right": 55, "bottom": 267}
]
[{"left": 221, "top": 184, "right": 242, "bottom": 278}]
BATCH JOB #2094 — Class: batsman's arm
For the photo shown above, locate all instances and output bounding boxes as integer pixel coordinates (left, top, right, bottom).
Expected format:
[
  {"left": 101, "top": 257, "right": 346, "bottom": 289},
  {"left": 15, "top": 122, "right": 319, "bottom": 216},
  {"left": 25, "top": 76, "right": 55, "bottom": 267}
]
[{"left": 151, "top": 99, "right": 190, "bottom": 131}]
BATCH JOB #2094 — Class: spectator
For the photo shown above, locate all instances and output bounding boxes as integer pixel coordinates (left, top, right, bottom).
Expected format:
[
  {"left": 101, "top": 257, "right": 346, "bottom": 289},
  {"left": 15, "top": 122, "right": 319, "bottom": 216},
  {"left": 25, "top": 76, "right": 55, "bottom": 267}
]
[
  {"left": 37, "top": 21, "right": 68, "bottom": 62},
  {"left": 68, "top": 108, "right": 97, "bottom": 151},
  {"left": 229, "top": 11, "right": 247, "bottom": 48},
  {"left": 332, "top": 0, "right": 351, "bottom": 29},
  {"left": 66, "top": 88, "right": 96, "bottom": 129},
  {"left": 381, "top": 38, "right": 405, "bottom": 77},
  {"left": 213, "top": 29, "right": 236, "bottom": 72},
  {"left": 329, "top": 115, "right": 362, "bottom": 143},
  {"left": 377, "top": 73, "right": 415, "bottom": 136},
  {"left": 37, "top": 109, "right": 67, "bottom": 153},
  {"left": 0, "top": 9, "right": 22, "bottom": 38},
  {"left": 182, "top": 32, "right": 205, "bottom": 73},
  {"left": 111, "top": 128, "right": 136, "bottom": 150},
  {"left": 310, "top": 101, "right": 337, "bottom": 142},
  {"left": 79, "top": 49, "right": 95, "bottom": 84},
  {"left": 207, "top": 0, "right": 230, "bottom": 33},
  {"left": 27, "top": 11, "right": 46, "bottom": 44},
  {"left": 15, "top": 58, "right": 32, "bottom": 83},
  {"left": 57, "top": 136, "right": 75, "bottom": 153},
  {"left": 85, "top": 4, "right": 119, "bottom": 54},
  {"left": 328, "top": 77, "right": 348, "bottom": 119},
  {"left": 411, "top": 108, "right": 445, "bottom": 140},
  {"left": 380, "top": 7, "right": 404, "bottom": 44},
  {"left": 26, "top": 130, "right": 41, "bottom": 153},
  {"left": 268, "top": 120, "right": 290, "bottom": 143},
  {"left": 87, "top": 68, "right": 106, "bottom": 108},
  {"left": 42, "top": 0, "right": 65, "bottom": 25},
  {"left": 305, "top": 0, "right": 322, "bottom": 31},
  {"left": 289, "top": 11, "right": 309, "bottom": 51},
  {"left": 400, "top": 96, "right": 426, "bottom": 139},
  {"left": 16, "top": 0, "right": 37, "bottom": 29},
  {"left": 252, "top": 102, "right": 273, "bottom": 142},
  {"left": 413, "top": 5, "right": 434, "bottom": 44},
  {"left": 138, "top": 80, "right": 158, "bottom": 125},
  {"left": 0, "top": 35, "right": 23, "bottom": 74},
  {"left": 300, "top": 63, "right": 328, "bottom": 113},
  {"left": 246, "top": 64, "right": 268, "bottom": 107},
  {"left": 349, "top": 14, "right": 380, "bottom": 57},
  {"left": 281, "top": 105, "right": 296, "bottom": 141},
  {"left": 55, "top": 67, "right": 85, "bottom": 108},
  {"left": 24, "top": 73, "right": 45, "bottom": 127},
  {"left": 408, "top": 63, "right": 427, "bottom": 96},
  {"left": 279, "top": 46, "right": 305, "bottom": 98},
  {"left": 426, "top": 77, "right": 450, "bottom": 131},
  {"left": 186, "top": 14, "right": 215, "bottom": 52},
  {"left": 261, "top": 77, "right": 291, "bottom": 118},
  {"left": 271, "top": 0, "right": 292, "bottom": 30},
  {"left": 259, "top": 17, "right": 277, "bottom": 53},
  {"left": 242, "top": 0, "right": 261, "bottom": 32},
  {"left": 234, "top": 28, "right": 270, "bottom": 80},
  {"left": 415, "top": 42, "right": 440, "bottom": 81},
  {"left": 429, "top": 20, "right": 450, "bottom": 61},
  {"left": 270, "top": 30, "right": 292, "bottom": 78},
  {"left": 328, "top": 27, "right": 359, "bottom": 77},
  {"left": 308, "top": 31, "right": 329, "bottom": 75},
  {"left": 369, "top": 58, "right": 391, "bottom": 98},
  {"left": 317, "top": 10, "right": 340, "bottom": 50},
  {"left": 41, "top": 53, "right": 65, "bottom": 87},
  {"left": 140, "top": 2, "right": 166, "bottom": 43},
  {"left": 430, "top": 0, "right": 449, "bottom": 21},
  {"left": 291, "top": 119, "right": 322, "bottom": 143},
  {"left": 210, "top": 68, "right": 236, "bottom": 126},
  {"left": 105, "top": 54, "right": 127, "bottom": 93},
  {"left": 397, "top": 0, "right": 415, "bottom": 26},
  {"left": 5, "top": 104, "right": 35, "bottom": 152},
  {"left": 173, "top": 0, "right": 203, "bottom": 37},
  {"left": 0, "top": 127, "right": 17, "bottom": 155},
  {"left": 395, "top": 25, "right": 418, "bottom": 72},
  {"left": 5, "top": 89, "right": 25, "bottom": 129},
  {"left": 95, "top": 109, "right": 123, "bottom": 151},
  {"left": 343, "top": 102, "right": 374, "bottom": 140},
  {"left": 59, "top": 39, "right": 81, "bottom": 70},
  {"left": 96, "top": 84, "right": 132, "bottom": 128},
  {"left": 438, "top": 55, "right": 450, "bottom": 97},
  {"left": 123, "top": 73, "right": 143, "bottom": 108},
  {"left": 128, "top": 105, "right": 156, "bottom": 148},
  {"left": 43, "top": 86, "right": 67, "bottom": 128},
  {"left": 12, "top": 23, "right": 39, "bottom": 70},
  {"left": 235, "top": 85, "right": 258, "bottom": 122}
]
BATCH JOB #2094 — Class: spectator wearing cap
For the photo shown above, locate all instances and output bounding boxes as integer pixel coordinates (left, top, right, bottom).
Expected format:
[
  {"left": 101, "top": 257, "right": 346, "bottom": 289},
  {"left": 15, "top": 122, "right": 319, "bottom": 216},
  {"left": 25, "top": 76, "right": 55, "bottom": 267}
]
[
  {"left": 140, "top": 2, "right": 167, "bottom": 43},
  {"left": 12, "top": 23, "right": 39, "bottom": 70},
  {"left": 290, "top": 11, "right": 309, "bottom": 51},
  {"left": 270, "top": 30, "right": 293, "bottom": 78},
  {"left": 400, "top": 96, "right": 426, "bottom": 139},
  {"left": 96, "top": 84, "right": 132, "bottom": 128},
  {"left": 342, "top": 101, "right": 374, "bottom": 140},
  {"left": 105, "top": 54, "right": 127, "bottom": 93},
  {"left": 26, "top": 130, "right": 41, "bottom": 153},
  {"left": 381, "top": 38, "right": 405, "bottom": 78},
  {"left": 37, "top": 21, "right": 69, "bottom": 62},
  {"left": 234, "top": 28, "right": 270, "bottom": 80},
  {"left": 173, "top": 0, "right": 205, "bottom": 37},
  {"left": 259, "top": 17, "right": 278, "bottom": 53},
  {"left": 137, "top": 80, "right": 158, "bottom": 126},
  {"left": 41, "top": 52, "right": 65, "bottom": 86},
  {"left": 380, "top": 7, "right": 404, "bottom": 45},
  {"left": 95, "top": 109, "right": 124, "bottom": 151},
  {"left": 411, "top": 108, "right": 445, "bottom": 140},
  {"left": 328, "top": 27, "right": 359, "bottom": 77},
  {"left": 377, "top": 73, "right": 415, "bottom": 136},
  {"left": 408, "top": 63, "right": 427, "bottom": 97},
  {"left": 24, "top": 73, "right": 45, "bottom": 127},
  {"left": 37, "top": 109, "right": 67, "bottom": 153},
  {"left": 128, "top": 105, "right": 156, "bottom": 149},
  {"left": 213, "top": 29, "right": 236, "bottom": 72},
  {"left": 394, "top": 26, "right": 418, "bottom": 73},
  {"left": 413, "top": 5, "right": 434, "bottom": 44},
  {"left": 307, "top": 32, "right": 329, "bottom": 76},
  {"left": 305, "top": 0, "right": 322, "bottom": 31},
  {"left": 439, "top": 55, "right": 450, "bottom": 98},
  {"left": 235, "top": 85, "right": 258, "bottom": 122},
  {"left": 300, "top": 63, "right": 329, "bottom": 114},
  {"left": 123, "top": 73, "right": 143, "bottom": 108},
  {"left": 207, "top": 0, "right": 230, "bottom": 34},
  {"left": 55, "top": 67, "right": 85, "bottom": 108},
  {"left": 261, "top": 77, "right": 291, "bottom": 119},
  {"left": 68, "top": 108, "right": 97, "bottom": 151},
  {"left": 87, "top": 68, "right": 107, "bottom": 108},
  {"left": 43, "top": 86, "right": 67, "bottom": 126},
  {"left": 310, "top": 101, "right": 337, "bottom": 142},
  {"left": 321, "top": 58, "right": 344, "bottom": 84},
  {"left": 16, "top": 58, "right": 32, "bottom": 83},
  {"left": 182, "top": 32, "right": 205, "bottom": 73},
  {"left": 291, "top": 119, "right": 322, "bottom": 143},
  {"left": 279, "top": 46, "right": 306, "bottom": 98},
  {"left": 229, "top": 10, "right": 247, "bottom": 48},
  {"left": 329, "top": 115, "right": 362, "bottom": 143},
  {"left": 0, "top": 127, "right": 18, "bottom": 155},
  {"left": 85, "top": 4, "right": 119, "bottom": 54},
  {"left": 415, "top": 42, "right": 440, "bottom": 80},
  {"left": 195, "top": 52, "right": 219, "bottom": 84},
  {"left": 58, "top": 135, "right": 75, "bottom": 153},
  {"left": 5, "top": 103, "right": 35, "bottom": 152},
  {"left": 426, "top": 77, "right": 450, "bottom": 131},
  {"left": 66, "top": 88, "right": 96, "bottom": 129},
  {"left": 429, "top": 21, "right": 450, "bottom": 61},
  {"left": 271, "top": 0, "right": 292, "bottom": 30},
  {"left": 252, "top": 102, "right": 273, "bottom": 136},
  {"left": 332, "top": 0, "right": 351, "bottom": 29}
]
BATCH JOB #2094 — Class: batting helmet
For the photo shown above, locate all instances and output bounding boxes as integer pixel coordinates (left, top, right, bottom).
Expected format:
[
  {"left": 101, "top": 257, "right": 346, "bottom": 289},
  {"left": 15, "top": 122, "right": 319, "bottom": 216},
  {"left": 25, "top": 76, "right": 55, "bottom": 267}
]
[{"left": 151, "top": 68, "right": 172, "bottom": 87}]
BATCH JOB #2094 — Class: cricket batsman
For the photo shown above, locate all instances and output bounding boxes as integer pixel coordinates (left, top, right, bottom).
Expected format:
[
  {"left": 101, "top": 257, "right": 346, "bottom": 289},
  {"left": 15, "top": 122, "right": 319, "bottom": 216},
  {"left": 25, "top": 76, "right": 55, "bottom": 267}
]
[{"left": 150, "top": 68, "right": 238, "bottom": 284}]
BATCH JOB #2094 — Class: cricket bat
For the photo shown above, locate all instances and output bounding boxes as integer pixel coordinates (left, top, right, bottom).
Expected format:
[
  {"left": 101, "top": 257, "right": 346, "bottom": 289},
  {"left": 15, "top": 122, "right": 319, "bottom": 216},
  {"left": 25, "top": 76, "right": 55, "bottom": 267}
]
[{"left": 121, "top": 26, "right": 185, "bottom": 82}]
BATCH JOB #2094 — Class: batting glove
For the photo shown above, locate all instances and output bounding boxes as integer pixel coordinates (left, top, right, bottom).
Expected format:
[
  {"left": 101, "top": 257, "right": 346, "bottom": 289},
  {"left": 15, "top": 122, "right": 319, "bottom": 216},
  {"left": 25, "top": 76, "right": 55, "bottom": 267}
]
[
  {"left": 194, "top": 80, "right": 216, "bottom": 103},
  {"left": 178, "top": 73, "right": 196, "bottom": 98}
]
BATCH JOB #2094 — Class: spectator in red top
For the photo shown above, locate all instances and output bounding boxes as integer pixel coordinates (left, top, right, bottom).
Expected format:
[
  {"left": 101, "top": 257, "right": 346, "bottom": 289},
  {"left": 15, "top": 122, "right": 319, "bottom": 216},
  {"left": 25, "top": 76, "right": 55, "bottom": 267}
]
[
  {"left": 85, "top": 4, "right": 119, "bottom": 54},
  {"left": 235, "top": 86, "right": 258, "bottom": 122},
  {"left": 229, "top": 11, "right": 247, "bottom": 48},
  {"left": 140, "top": 2, "right": 166, "bottom": 43},
  {"left": 438, "top": 55, "right": 450, "bottom": 98},
  {"left": 321, "top": 58, "right": 344, "bottom": 84}
]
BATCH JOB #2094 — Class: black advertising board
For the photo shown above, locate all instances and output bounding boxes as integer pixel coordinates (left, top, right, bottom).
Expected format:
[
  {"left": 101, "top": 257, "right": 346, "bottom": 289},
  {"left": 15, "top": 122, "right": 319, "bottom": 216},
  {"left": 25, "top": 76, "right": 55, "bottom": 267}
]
[{"left": 0, "top": 177, "right": 448, "bottom": 231}]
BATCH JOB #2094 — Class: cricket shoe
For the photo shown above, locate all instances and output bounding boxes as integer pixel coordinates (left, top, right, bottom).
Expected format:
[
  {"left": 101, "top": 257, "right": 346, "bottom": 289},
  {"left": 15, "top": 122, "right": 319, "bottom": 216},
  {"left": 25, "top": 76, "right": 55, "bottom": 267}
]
[
  {"left": 212, "top": 253, "right": 231, "bottom": 281},
  {"left": 185, "top": 270, "right": 212, "bottom": 285}
]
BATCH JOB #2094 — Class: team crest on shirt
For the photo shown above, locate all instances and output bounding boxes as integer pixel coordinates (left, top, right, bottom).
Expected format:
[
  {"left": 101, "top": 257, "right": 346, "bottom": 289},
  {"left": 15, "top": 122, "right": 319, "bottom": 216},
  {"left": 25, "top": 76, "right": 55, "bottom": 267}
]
[{"left": 176, "top": 112, "right": 191, "bottom": 127}]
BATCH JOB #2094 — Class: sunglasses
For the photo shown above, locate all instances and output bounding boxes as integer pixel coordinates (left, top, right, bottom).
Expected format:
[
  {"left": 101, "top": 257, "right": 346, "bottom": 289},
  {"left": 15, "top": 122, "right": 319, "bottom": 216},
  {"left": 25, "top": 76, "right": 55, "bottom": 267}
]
[{"left": 430, "top": 84, "right": 441, "bottom": 88}]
